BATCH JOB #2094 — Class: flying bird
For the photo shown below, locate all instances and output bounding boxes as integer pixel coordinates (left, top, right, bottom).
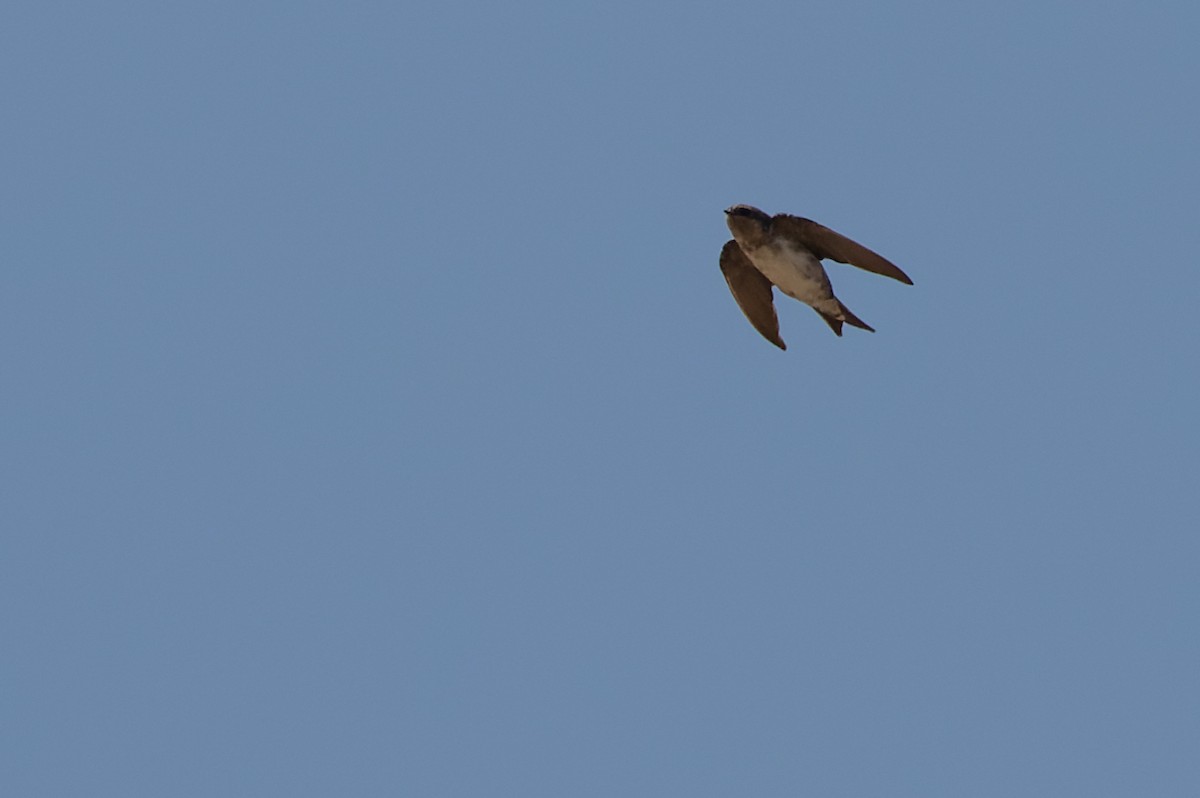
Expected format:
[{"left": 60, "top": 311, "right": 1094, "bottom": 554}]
[{"left": 720, "top": 205, "right": 913, "bottom": 350}]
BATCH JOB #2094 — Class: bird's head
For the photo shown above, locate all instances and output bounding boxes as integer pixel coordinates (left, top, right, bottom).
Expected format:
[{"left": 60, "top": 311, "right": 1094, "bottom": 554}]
[{"left": 724, "top": 204, "right": 771, "bottom": 246}]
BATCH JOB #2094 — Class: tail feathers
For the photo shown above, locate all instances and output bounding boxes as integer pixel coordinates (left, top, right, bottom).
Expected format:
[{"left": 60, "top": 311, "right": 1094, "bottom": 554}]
[
  {"left": 815, "top": 311, "right": 843, "bottom": 336},
  {"left": 838, "top": 301, "right": 875, "bottom": 333},
  {"left": 815, "top": 301, "right": 875, "bottom": 335}
]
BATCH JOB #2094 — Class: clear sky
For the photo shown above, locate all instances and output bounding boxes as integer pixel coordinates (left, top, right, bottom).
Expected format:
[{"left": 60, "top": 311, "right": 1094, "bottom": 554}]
[{"left": 4, "top": 1, "right": 1198, "bottom": 796}]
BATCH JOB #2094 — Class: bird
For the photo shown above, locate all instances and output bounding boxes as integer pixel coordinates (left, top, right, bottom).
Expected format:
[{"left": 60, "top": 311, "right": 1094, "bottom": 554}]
[{"left": 720, "top": 205, "right": 912, "bottom": 350}]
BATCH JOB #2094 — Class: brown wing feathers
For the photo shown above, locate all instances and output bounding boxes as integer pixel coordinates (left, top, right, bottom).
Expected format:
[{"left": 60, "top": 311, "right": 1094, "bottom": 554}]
[
  {"left": 772, "top": 215, "right": 914, "bottom": 285},
  {"left": 719, "top": 241, "right": 786, "bottom": 350}
]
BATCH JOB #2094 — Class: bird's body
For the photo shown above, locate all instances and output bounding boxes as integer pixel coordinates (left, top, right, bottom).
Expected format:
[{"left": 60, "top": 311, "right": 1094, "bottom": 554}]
[
  {"left": 719, "top": 205, "right": 912, "bottom": 350},
  {"left": 736, "top": 236, "right": 837, "bottom": 314}
]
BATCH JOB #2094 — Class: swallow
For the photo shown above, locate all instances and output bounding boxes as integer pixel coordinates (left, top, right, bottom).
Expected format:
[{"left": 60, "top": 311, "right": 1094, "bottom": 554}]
[{"left": 720, "top": 205, "right": 913, "bottom": 350}]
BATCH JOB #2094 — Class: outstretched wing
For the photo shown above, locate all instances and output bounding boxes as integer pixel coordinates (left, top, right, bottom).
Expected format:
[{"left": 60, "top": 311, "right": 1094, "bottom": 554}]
[
  {"left": 773, "top": 215, "right": 913, "bottom": 285},
  {"left": 719, "top": 240, "right": 786, "bottom": 350}
]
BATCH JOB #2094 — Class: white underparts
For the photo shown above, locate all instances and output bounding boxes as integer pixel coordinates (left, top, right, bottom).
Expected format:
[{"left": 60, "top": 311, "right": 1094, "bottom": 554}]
[{"left": 744, "top": 240, "right": 835, "bottom": 308}]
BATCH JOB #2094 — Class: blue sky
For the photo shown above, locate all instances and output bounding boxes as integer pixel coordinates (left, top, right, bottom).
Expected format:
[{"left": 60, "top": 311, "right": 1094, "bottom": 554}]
[{"left": 3, "top": 1, "right": 1198, "bottom": 795}]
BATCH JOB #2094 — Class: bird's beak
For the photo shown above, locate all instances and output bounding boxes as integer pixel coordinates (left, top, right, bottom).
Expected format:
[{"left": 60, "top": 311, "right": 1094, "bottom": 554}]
[{"left": 723, "top": 207, "right": 732, "bottom": 215}]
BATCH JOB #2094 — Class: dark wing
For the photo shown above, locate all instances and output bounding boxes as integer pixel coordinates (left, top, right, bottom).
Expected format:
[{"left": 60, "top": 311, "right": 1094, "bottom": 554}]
[
  {"left": 719, "top": 240, "right": 786, "bottom": 350},
  {"left": 772, "top": 215, "right": 914, "bottom": 285}
]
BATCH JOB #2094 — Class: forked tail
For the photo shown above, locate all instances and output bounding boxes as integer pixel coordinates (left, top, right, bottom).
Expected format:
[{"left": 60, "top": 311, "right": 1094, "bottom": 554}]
[
  {"left": 838, "top": 301, "right": 875, "bottom": 333},
  {"left": 815, "top": 300, "right": 876, "bottom": 336}
]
